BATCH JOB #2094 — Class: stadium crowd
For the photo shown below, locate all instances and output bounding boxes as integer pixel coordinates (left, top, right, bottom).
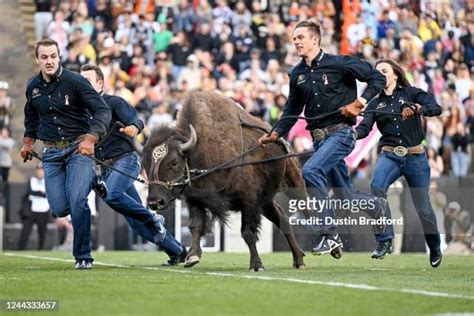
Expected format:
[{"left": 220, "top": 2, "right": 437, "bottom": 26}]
[{"left": 3, "top": 0, "right": 473, "bottom": 251}]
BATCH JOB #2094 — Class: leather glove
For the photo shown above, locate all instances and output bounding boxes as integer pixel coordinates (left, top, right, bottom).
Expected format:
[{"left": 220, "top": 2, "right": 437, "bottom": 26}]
[
  {"left": 401, "top": 103, "right": 422, "bottom": 120},
  {"left": 21, "top": 137, "right": 35, "bottom": 162},
  {"left": 77, "top": 134, "right": 97, "bottom": 156},
  {"left": 120, "top": 125, "right": 139, "bottom": 137},
  {"left": 341, "top": 99, "right": 364, "bottom": 117},
  {"left": 258, "top": 131, "right": 279, "bottom": 146}
]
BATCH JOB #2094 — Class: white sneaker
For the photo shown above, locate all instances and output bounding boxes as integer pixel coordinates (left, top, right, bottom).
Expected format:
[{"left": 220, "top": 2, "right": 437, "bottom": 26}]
[{"left": 75, "top": 260, "right": 93, "bottom": 270}]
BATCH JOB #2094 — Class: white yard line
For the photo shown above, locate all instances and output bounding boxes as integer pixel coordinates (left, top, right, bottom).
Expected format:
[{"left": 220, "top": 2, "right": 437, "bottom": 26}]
[{"left": 3, "top": 253, "right": 474, "bottom": 301}]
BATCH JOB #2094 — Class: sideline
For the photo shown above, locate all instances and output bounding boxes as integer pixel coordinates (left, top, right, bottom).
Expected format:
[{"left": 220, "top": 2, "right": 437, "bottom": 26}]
[{"left": 3, "top": 253, "right": 474, "bottom": 301}]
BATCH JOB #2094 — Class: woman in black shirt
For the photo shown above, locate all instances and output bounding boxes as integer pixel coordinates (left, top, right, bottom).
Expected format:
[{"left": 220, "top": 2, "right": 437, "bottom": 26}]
[{"left": 356, "top": 58, "right": 443, "bottom": 268}]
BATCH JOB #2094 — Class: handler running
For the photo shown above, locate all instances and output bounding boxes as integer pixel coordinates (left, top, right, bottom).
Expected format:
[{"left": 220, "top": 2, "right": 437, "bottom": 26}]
[
  {"left": 80, "top": 64, "right": 187, "bottom": 266},
  {"left": 259, "top": 20, "right": 388, "bottom": 259}
]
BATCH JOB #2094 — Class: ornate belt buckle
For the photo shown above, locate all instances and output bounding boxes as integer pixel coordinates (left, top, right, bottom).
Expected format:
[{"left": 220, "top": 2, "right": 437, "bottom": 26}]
[
  {"left": 393, "top": 146, "right": 408, "bottom": 157},
  {"left": 312, "top": 129, "right": 326, "bottom": 141},
  {"left": 56, "top": 140, "right": 69, "bottom": 148}
]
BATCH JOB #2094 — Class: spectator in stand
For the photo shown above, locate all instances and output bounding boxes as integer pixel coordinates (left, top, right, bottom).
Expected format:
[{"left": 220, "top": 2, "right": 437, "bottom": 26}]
[
  {"left": 427, "top": 147, "right": 444, "bottom": 178},
  {"left": 444, "top": 201, "right": 472, "bottom": 255},
  {"left": 212, "top": 0, "right": 233, "bottom": 37},
  {"left": 147, "top": 103, "right": 173, "bottom": 130},
  {"left": 194, "top": 0, "right": 213, "bottom": 27},
  {"left": 173, "top": 0, "right": 194, "bottom": 35},
  {"left": 192, "top": 23, "right": 217, "bottom": 53},
  {"left": 454, "top": 63, "right": 472, "bottom": 104},
  {"left": 153, "top": 20, "right": 173, "bottom": 54},
  {"left": 230, "top": 0, "right": 252, "bottom": 38},
  {"left": 167, "top": 31, "right": 191, "bottom": 82},
  {"left": 17, "top": 164, "right": 50, "bottom": 250},
  {"left": 347, "top": 15, "right": 366, "bottom": 54},
  {"left": 34, "top": 0, "right": 54, "bottom": 41},
  {"left": 460, "top": 19, "right": 474, "bottom": 68},
  {"left": 48, "top": 10, "right": 71, "bottom": 58},
  {"left": 177, "top": 54, "right": 202, "bottom": 90},
  {"left": 0, "top": 126, "right": 14, "bottom": 218},
  {"left": 450, "top": 123, "right": 470, "bottom": 177},
  {"left": 0, "top": 81, "right": 13, "bottom": 128},
  {"left": 261, "top": 37, "right": 283, "bottom": 66}
]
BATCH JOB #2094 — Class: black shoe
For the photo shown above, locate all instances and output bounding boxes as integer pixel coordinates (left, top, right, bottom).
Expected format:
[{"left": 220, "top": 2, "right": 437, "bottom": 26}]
[
  {"left": 371, "top": 239, "right": 393, "bottom": 259},
  {"left": 430, "top": 250, "right": 442, "bottom": 268},
  {"left": 93, "top": 177, "right": 108, "bottom": 199},
  {"left": 311, "top": 233, "right": 343, "bottom": 256},
  {"left": 162, "top": 247, "right": 188, "bottom": 266}
]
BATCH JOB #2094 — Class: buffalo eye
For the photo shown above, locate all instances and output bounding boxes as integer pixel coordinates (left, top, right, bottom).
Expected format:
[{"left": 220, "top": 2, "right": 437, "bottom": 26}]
[{"left": 170, "top": 159, "right": 180, "bottom": 171}]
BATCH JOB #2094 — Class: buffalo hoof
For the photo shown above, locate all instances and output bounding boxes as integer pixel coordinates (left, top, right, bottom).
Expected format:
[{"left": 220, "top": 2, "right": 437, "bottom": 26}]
[
  {"left": 294, "top": 263, "right": 306, "bottom": 269},
  {"left": 249, "top": 262, "right": 265, "bottom": 272},
  {"left": 184, "top": 255, "right": 200, "bottom": 268}
]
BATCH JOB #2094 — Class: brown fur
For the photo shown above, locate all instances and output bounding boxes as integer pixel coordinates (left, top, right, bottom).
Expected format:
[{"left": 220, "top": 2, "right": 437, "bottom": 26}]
[{"left": 142, "top": 91, "right": 307, "bottom": 270}]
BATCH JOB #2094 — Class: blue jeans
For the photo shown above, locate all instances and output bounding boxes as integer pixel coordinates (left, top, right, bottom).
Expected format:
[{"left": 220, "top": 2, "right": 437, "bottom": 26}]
[
  {"left": 303, "top": 127, "right": 381, "bottom": 234},
  {"left": 102, "top": 152, "right": 183, "bottom": 257},
  {"left": 42, "top": 144, "right": 94, "bottom": 261},
  {"left": 451, "top": 151, "right": 469, "bottom": 177},
  {"left": 371, "top": 151, "right": 440, "bottom": 251}
]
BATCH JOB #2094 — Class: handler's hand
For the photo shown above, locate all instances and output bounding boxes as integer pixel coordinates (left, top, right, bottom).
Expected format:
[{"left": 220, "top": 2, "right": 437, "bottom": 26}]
[
  {"left": 120, "top": 125, "right": 139, "bottom": 137},
  {"left": 77, "top": 134, "right": 97, "bottom": 156},
  {"left": 401, "top": 103, "right": 422, "bottom": 120},
  {"left": 341, "top": 99, "right": 364, "bottom": 117},
  {"left": 21, "top": 137, "right": 35, "bottom": 162},
  {"left": 258, "top": 131, "right": 279, "bottom": 145}
]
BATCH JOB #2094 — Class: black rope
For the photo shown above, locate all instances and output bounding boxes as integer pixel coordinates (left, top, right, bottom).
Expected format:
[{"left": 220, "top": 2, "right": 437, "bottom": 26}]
[
  {"left": 190, "top": 143, "right": 262, "bottom": 181},
  {"left": 27, "top": 149, "right": 146, "bottom": 184},
  {"left": 87, "top": 156, "right": 147, "bottom": 184},
  {"left": 186, "top": 105, "right": 417, "bottom": 180},
  {"left": 217, "top": 150, "right": 314, "bottom": 171}
]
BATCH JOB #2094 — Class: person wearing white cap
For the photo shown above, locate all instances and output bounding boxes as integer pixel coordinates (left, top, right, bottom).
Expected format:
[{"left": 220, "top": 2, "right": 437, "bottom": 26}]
[
  {"left": 444, "top": 201, "right": 472, "bottom": 255},
  {"left": 0, "top": 81, "right": 12, "bottom": 127}
]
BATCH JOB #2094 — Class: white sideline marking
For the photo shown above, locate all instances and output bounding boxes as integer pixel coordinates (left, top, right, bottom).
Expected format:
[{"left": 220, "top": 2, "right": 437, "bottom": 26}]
[{"left": 3, "top": 253, "right": 474, "bottom": 301}]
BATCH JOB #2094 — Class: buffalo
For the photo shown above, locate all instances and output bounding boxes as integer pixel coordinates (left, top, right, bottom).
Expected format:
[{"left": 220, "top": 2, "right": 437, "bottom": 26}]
[{"left": 142, "top": 91, "right": 308, "bottom": 271}]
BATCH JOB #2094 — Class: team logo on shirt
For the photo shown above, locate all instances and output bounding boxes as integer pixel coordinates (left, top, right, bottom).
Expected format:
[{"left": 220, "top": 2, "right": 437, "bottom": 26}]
[
  {"left": 32, "top": 88, "right": 40, "bottom": 99},
  {"left": 398, "top": 97, "right": 406, "bottom": 104},
  {"left": 376, "top": 102, "right": 387, "bottom": 109},
  {"left": 297, "top": 74, "right": 306, "bottom": 85},
  {"left": 322, "top": 74, "right": 329, "bottom": 85},
  {"left": 64, "top": 95, "right": 70, "bottom": 106}
]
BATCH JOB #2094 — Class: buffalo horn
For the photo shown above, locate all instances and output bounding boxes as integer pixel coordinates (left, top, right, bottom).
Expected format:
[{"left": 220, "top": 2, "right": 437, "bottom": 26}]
[{"left": 180, "top": 124, "right": 197, "bottom": 153}]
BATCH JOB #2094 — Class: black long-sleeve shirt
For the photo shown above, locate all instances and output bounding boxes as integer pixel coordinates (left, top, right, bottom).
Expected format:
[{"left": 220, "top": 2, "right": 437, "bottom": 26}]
[
  {"left": 274, "top": 50, "right": 386, "bottom": 136},
  {"left": 95, "top": 94, "right": 144, "bottom": 160},
  {"left": 356, "top": 86, "right": 441, "bottom": 147},
  {"left": 24, "top": 66, "right": 111, "bottom": 142}
]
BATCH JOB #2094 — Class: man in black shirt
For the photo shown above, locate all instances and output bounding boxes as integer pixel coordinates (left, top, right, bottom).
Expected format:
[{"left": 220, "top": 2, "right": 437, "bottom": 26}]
[
  {"left": 80, "top": 64, "right": 187, "bottom": 265},
  {"left": 259, "top": 20, "right": 387, "bottom": 259},
  {"left": 21, "top": 39, "right": 111, "bottom": 269}
]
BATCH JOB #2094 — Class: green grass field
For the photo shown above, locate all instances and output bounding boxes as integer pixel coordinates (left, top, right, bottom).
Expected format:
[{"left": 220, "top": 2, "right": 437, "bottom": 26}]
[{"left": 0, "top": 251, "right": 473, "bottom": 316}]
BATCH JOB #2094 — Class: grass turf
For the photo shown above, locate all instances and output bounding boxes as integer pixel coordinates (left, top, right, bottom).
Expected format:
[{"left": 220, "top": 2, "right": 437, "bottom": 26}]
[{"left": 0, "top": 251, "right": 473, "bottom": 316}]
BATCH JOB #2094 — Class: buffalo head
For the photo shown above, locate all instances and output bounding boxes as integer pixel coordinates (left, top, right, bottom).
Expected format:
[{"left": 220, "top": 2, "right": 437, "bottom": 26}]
[{"left": 146, "top": 125, "right": 197, "bottom": 211}]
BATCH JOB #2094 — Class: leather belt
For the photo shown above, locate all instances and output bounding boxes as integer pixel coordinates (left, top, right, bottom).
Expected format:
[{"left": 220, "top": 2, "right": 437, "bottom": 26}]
[
  {"left": 382, "top": 144, "right": 425, "bottom": 157},
  {"left": 311, "top": 123, "right": 350, "bottom": 141},
  {"left": 43, "top": 140, "right": 74, "bottom": 149},
  {"left": 43, "top": 135, "right": 84, "bottom": 149}
]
